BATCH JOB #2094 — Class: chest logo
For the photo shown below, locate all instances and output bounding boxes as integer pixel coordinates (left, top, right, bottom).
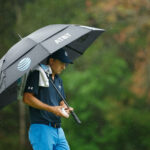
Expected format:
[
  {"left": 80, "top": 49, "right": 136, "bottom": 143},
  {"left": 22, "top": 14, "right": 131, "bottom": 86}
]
[{"left": 28, "top": 86, "right": 33, "bottom": 90}]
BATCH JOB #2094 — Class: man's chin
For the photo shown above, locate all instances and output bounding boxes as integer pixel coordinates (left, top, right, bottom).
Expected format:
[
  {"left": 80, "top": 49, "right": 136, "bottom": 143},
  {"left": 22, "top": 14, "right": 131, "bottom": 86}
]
[{"left": 57, "top": 71, "right": 62, "bottom": 74}]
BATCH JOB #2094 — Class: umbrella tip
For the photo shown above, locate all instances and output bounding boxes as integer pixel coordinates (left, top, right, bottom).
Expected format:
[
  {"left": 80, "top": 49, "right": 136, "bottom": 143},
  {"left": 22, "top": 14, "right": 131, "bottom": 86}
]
[{"left": 17, "top": 33, "right": 23, "bottom": 40}]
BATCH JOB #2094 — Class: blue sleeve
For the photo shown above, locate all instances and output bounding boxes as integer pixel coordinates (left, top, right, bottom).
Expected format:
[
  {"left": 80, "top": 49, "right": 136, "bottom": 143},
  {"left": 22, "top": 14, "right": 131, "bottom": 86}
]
[{"left": 24, "top": 71, "right": 39, "bottom": 96}]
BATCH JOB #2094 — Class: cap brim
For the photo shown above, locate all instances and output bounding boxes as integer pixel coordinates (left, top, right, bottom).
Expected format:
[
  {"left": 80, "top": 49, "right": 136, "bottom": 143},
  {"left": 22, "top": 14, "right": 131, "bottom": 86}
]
[{"left": 60, "top": 58, "right": 73, "bottom": 64}]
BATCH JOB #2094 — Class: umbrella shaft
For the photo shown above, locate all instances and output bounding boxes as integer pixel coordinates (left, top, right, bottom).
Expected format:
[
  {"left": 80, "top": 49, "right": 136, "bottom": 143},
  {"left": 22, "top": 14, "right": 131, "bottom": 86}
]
[
  {"left": 49, "top": 79, "right": 81, "bottom": 124},
  {"left": 49, "top": 79, "right": 69, "bottom": 107}
]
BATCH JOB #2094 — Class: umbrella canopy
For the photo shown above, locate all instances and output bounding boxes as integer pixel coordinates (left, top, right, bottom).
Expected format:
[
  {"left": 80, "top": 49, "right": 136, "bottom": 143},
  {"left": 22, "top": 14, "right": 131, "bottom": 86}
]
[{"left": 0, "top": 24, "right": 105, "bottom": 109}]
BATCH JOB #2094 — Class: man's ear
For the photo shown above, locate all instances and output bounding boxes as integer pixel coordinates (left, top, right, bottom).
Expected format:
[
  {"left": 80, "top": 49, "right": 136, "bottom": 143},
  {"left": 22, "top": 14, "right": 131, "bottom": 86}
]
[{"left": 49, "top": 58, "right": 54, "bottom": 65}]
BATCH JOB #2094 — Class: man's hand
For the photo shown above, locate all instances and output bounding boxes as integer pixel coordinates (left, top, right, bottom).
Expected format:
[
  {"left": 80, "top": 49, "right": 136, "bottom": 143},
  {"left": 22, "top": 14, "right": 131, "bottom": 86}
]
[
  {"left": 51, "top": 106, "right": 70, "bottom": 118},
  {"left": 59, "top": 100, "right": 74, "bottom": 115}
]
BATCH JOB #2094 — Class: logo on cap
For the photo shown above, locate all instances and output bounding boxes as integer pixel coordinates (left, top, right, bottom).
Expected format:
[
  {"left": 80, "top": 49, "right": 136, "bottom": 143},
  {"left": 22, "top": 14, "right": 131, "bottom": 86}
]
[{"left": 65, "top": 51, "right": 68, "bottom": 56}]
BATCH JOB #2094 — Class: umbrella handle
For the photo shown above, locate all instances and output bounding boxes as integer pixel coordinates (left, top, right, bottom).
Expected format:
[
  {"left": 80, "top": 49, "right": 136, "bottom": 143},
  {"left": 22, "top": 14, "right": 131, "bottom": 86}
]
[{"left": 71, "top": 111, "right": 81, "bottom": 124}]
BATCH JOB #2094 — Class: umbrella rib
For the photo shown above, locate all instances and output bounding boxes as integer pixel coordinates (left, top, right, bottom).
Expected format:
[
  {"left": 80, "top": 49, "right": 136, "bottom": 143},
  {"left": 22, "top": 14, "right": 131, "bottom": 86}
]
[{"left": 66, "top": 45, "right": 83, "bottom": 55}]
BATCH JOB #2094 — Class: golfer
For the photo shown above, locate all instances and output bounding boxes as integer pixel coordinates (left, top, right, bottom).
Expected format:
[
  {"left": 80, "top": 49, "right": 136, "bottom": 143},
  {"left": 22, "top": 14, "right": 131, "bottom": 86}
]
[{"left": 23, "top": 48, "right": 73, "bottom": 150}]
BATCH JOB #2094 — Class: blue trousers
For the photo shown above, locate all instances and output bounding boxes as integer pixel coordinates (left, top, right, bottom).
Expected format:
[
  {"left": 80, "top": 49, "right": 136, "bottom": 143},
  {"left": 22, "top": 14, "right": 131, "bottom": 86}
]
[{"left": 29, "top": 124, "right": 70, "bottom": 150}]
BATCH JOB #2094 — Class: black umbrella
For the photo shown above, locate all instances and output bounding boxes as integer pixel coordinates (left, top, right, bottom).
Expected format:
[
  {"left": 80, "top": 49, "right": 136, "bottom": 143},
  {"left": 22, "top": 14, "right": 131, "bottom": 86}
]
[{"left": 0, "top": 24, "right": 104, "bottom": 111}]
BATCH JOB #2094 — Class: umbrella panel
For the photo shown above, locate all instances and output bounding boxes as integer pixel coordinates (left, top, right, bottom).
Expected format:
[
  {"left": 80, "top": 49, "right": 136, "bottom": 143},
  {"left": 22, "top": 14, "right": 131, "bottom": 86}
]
[
  {"left": 28, "top": 24, "right": 69, "bottom": 43},
  {"left": 3, "top": 38, "right": 37, "bottom": 70},
  {"left": 41, "top": 25, "right": 90, "bottom": 54},
  {"left": 5, "top": 44, "right": 49, "bottom": 89},
  {"left": 67, "top": 30, "right": 104, "bottom": 54}
]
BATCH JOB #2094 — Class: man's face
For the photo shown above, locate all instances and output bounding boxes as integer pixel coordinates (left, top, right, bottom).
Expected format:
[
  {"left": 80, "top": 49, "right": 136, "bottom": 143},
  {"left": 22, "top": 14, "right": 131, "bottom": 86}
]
[{"left": 49, "top": 58, "right": 66, "bottom": 75}]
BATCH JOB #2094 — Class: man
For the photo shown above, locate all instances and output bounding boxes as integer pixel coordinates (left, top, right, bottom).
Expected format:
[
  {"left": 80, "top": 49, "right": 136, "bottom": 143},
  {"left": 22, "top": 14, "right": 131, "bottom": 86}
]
[{"left": 23, "top": 48, "right": 73, "bottom": 150}]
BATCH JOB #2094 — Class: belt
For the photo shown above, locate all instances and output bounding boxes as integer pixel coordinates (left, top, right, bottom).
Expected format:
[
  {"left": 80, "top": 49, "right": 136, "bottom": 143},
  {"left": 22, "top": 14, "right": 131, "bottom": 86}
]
[
  {"left": 50, "top": 122, "right": 61, "bottom": 128},
  {"left": 32, "top": 121, "right": 61, "bottom": 128}
]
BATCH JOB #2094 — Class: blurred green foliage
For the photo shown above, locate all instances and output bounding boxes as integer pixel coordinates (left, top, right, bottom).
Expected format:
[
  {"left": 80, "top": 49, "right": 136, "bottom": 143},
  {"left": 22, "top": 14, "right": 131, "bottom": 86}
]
[{"left": 0, "top": 0, "right": 150, "bottom": 150}]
